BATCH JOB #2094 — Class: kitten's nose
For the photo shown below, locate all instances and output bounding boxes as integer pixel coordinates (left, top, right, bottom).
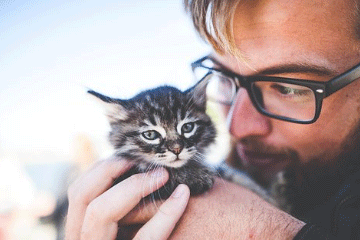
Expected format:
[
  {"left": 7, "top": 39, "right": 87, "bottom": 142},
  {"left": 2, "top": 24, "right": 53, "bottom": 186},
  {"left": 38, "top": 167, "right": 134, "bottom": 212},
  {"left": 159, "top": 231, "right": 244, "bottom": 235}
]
[
  {"left": 173, "top": 146, "right": 181, "bottom": 155},
  {"left": 168, "top": 143, "right": 183, "bottom": 155}
]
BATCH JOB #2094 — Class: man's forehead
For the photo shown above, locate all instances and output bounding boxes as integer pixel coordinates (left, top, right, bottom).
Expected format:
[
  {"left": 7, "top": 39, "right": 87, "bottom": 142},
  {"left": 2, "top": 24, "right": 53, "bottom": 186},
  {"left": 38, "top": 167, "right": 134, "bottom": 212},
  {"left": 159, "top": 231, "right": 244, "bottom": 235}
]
[
  {"left": 215, "top": 0, "right": 360, "bottom": 78},
  {"left": 234, "top": 0, "right": 355, "bottom": 19},
  {"left": 232, "top": 0, "right": 357, "bottom": 47}
]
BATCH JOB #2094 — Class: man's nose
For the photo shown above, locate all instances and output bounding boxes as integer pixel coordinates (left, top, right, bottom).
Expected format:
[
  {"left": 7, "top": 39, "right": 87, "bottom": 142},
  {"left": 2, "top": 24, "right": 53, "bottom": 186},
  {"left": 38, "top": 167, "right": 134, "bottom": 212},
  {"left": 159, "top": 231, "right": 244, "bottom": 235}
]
[{"left": 228, "top": 88, "right": 271, "bottom": 139}]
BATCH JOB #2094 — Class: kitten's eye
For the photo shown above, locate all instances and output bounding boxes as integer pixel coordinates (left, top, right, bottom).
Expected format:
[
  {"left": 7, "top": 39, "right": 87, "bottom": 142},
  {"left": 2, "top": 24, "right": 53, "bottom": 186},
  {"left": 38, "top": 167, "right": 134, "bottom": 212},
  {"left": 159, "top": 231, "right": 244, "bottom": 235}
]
[
  {"left": 181, "top": 122, "right": 195, "bottom": 134},
  {"left": 142, "top": 130, "right": 160, "bottom": 140}
]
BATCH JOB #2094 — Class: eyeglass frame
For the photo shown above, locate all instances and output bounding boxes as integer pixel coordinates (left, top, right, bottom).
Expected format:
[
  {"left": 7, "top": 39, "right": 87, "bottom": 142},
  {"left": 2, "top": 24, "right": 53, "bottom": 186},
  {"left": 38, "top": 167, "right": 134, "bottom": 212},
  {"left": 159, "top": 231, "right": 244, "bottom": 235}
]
[{"left": 191, "top": 55, "right": 360, "bottom": 124}]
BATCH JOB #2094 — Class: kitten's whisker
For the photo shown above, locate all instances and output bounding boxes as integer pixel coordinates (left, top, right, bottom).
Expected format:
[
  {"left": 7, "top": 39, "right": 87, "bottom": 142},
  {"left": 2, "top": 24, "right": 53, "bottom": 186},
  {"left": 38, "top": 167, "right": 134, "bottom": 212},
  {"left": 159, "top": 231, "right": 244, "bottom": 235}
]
[
  {"left": 142, "top": 162, "right": 158, "bottom": 199},
  {"left": 159, "top": 166, "right": 172, "bottom": 200},
  {"left": 194, "top": 152, "right": 235, "bottom": 190},
  {"left": 192, "top": 153, "right": 205, "bottom": 162},
  {"left": 145, "top": 161, "right": 155, "bottom": 172},
  {"left": 154, "top": 165, "right": 175, "bottom": 216},
  {"left": 151, "top": 163, "right": 162, "bottom": 211},
  {"left": 138, "top": 163, "right": 154, "bottom": 219},
  {"left": 142, "top": 166, "right": 152, "bottom": 199},
  {"left": 139, "top": 162, "right": 160, "bottom": 216},
  {"left": 150, "top": 171, "right": 157, "bottom": 208},
  {"left": 138, "top": 165, "right": 154, "bottom": 218},
  {"left": 185, "top": 95, "right": 196, "bottom": 113},
  {"left": 183, "top": 90, "right": 198, "bottom": 115},
  {"left": 192, "top": 153, "right": 225, "bottom": 180}
]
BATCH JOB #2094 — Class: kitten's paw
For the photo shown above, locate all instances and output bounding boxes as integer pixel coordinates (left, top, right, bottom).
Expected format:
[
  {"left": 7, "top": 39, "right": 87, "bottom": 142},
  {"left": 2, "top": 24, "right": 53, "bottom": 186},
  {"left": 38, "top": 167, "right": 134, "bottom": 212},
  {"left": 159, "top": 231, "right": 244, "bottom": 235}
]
[{"left": 188, "top": 173, "right": 215, "bottom": 195}]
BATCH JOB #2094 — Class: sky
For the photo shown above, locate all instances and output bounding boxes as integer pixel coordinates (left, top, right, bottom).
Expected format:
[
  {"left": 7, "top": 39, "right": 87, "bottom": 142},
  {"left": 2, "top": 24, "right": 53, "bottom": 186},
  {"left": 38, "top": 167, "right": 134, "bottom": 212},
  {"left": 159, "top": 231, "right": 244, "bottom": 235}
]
[{"left": 0, "top": 0, "right": 210, "bottom": 162}]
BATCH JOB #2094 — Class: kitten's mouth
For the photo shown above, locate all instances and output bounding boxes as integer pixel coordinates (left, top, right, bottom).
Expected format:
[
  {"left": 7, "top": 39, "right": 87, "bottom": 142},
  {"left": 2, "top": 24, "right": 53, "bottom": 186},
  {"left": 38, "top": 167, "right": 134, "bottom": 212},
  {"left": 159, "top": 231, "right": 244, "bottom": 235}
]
[
  {"left": 170, "top": 156, "right": 182, "bottom": 162},
  {"left": 164, "top": 155, "right": 187, "bottom": 168}
]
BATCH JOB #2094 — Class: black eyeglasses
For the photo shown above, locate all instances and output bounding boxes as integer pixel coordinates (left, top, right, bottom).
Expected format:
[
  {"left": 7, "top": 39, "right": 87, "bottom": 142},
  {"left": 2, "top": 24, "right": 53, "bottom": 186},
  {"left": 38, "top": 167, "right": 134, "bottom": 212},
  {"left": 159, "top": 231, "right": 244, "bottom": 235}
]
[{"left": 191, "top": 55, "right": 360, "bottom": 124}]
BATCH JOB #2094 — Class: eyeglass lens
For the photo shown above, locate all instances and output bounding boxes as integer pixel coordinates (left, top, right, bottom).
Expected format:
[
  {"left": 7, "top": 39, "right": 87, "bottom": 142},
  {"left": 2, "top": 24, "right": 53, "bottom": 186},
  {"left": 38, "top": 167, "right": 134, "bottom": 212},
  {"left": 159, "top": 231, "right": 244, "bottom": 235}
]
[
  {"left": 204, "top": 73, "right": 317, "bottom": 121},
  {"left": 251, "top": 81, "right": 316, "bottom": 121}
]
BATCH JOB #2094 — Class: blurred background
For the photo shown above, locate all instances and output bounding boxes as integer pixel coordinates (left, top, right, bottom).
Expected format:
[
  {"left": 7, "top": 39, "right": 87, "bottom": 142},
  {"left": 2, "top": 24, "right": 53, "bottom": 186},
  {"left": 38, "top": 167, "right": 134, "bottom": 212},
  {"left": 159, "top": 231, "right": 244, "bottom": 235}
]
[{"left": 0, "top": 0, "right": 212, "bottom": 239}]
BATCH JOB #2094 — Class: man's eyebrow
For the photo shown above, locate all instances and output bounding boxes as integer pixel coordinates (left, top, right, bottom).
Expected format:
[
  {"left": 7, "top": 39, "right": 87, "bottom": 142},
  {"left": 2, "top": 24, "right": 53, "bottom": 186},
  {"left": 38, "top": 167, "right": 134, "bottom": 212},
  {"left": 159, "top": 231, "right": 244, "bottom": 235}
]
[
  {"left": 209, "top": 55, "right": 339, "bottom": 78},
  {"left": 257, "top": 63, "right": 338, "bottom": 77}
]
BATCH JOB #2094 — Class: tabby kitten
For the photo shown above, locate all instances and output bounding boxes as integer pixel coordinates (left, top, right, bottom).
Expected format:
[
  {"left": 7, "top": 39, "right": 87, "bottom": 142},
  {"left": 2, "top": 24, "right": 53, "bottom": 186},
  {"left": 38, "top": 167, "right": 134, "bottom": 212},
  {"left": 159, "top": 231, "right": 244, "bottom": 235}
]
[{"left": 88, "top": 80, "right": 216, "bottom": 198}]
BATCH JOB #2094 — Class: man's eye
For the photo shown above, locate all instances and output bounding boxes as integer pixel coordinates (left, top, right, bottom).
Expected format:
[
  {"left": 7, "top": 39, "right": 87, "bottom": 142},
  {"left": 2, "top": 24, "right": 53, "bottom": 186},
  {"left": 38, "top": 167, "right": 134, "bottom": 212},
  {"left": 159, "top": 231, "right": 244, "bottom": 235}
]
[
  {"left": 142, "top": 130, "right": 160, "bottom": 140},
  {"left": 181, "top": 122, "right": 195, "bottom": 134},
  {"left": 271, "top": 84, "right": 311, "bottom": 96}
]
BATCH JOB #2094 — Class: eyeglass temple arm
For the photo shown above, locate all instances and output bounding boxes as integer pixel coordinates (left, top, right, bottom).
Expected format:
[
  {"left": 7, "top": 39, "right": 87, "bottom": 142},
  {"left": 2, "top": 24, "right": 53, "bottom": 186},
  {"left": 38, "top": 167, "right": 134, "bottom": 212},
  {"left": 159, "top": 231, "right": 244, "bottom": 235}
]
[{"left": 326, "top": 63, "right": 360, "bottom": 97}]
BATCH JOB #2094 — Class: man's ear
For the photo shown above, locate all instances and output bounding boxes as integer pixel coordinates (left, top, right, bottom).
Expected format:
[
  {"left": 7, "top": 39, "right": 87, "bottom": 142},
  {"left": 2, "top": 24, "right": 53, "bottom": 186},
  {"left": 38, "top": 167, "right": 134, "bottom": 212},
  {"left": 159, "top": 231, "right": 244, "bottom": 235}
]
[
  {"left": 186, "top": 75, "right": 210, "bottom": 110},
  {"left": 87, "top": 90, "right": 129, "bottom": 123}
]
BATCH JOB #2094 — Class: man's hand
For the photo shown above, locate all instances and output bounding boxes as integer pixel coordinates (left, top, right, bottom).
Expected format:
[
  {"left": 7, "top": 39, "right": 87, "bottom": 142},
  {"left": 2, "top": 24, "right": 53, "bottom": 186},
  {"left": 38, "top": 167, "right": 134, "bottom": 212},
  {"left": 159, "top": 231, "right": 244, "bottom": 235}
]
[
  {"left": 122, "top": 178, "right": 305, "bottom": 239},
  {"left": 65, "top": 157, "right": 190, "bottom": 240}
]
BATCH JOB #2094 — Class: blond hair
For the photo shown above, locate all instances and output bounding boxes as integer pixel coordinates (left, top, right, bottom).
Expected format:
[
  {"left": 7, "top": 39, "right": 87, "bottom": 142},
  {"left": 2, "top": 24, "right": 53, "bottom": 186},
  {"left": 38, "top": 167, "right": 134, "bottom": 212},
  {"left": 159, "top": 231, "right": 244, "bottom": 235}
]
[
  {"left": 184, "top": 0, "right": 241, "bottom": 55},
  {"left": 185, "top": 0, "right": 360, "bottom": 54}
]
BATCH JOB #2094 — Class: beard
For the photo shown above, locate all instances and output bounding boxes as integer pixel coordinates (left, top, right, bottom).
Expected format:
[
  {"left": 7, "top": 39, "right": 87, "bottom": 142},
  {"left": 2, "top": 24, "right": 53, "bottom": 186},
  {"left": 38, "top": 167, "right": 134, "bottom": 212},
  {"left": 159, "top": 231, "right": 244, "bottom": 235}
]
[
  {"left": 229, "top": 122, "right": 360, "bottom": 220},
  {"left": 283, "top": 125, "right": 360, "bottom": 220}
]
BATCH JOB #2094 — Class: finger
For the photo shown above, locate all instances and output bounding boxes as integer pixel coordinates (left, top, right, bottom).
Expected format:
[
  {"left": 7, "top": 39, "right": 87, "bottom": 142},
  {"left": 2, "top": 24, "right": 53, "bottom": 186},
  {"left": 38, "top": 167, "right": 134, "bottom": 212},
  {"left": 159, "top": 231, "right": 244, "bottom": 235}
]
[
  {"left": 134, "top": 184, "right": 190, "bottom": 240},
  {"left": 68, "top": 157, "right": 133, "bottom": 205},
  {"left": 119, "top": 198, "right": 165, "bottom": 225},
  {"left": 80, "top": 168, "right": 169, "bottom": 239},
  {"left": 118, "top": 225, "right": 143, "bottom": 240},
  {"left": 66, "top": 157, "right": 133, "bottom": 240}
]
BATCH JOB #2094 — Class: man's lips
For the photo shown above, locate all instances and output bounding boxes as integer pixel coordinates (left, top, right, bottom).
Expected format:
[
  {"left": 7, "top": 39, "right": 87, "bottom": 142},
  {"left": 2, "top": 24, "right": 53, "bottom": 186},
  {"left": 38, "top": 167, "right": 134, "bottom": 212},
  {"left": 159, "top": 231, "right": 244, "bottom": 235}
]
[
  {"left": 235, "top": 143, "right": 296, "bottom": 182},
  {"left": 241, "top": 150, "right": 284, "bottom": 168}
]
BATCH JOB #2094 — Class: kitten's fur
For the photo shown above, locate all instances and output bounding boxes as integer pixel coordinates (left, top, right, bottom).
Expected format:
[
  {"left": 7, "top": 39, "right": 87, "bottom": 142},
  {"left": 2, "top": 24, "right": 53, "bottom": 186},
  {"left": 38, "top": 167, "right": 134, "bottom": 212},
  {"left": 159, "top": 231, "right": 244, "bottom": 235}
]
[{"left": 88, "top": 80, "right": 216, "bottom": 198}]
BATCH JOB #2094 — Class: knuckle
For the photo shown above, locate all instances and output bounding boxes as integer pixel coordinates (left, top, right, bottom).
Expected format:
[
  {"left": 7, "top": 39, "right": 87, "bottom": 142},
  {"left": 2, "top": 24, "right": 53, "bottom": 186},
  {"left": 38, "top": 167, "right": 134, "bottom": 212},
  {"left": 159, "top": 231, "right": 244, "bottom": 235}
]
[
  {"left": 99, "top": 158, "right": 131, "bottom": 179},
  {"left": 85, "top": 199, "right": 106, "bottom": 223},
  {"left": 67, "top": 183, "right": 76, "bottom": 199},
  {"left": 67, "top": 181, "right": 91, "bottom": 206},
  {"left": 67, "top": 182, "right": 82, "bottom": 203},
  {"left": 80, "top": 228, "right": 91, "bottom": 240}
]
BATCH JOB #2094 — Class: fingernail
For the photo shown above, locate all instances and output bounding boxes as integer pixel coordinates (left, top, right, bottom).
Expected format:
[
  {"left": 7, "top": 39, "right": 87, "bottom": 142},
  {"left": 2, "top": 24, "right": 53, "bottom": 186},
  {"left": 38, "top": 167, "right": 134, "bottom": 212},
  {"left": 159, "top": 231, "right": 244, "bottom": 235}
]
[
  {"left": 150, "top": 168, "right": 166, "bottom": 178},
  {"left": 172, "top": 184, "right": 185, "bottom": 198}
]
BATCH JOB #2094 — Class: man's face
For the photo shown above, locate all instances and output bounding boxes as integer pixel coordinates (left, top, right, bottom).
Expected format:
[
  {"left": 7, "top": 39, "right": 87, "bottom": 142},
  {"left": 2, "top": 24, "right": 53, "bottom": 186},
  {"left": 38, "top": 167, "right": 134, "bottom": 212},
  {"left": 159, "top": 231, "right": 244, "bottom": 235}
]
[{"left": 215, "top": 0, "right": 360, "bottom": 184}]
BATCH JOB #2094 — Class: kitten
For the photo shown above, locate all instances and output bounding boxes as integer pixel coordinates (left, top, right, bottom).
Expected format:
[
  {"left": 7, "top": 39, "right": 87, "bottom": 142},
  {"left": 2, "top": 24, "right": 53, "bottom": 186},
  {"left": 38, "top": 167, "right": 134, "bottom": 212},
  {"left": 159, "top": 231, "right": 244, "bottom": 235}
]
[
  {"left": 88, "top": 80, "right": 216, "bottom": 198},
  {"left": 88, "top": 82, "right": 290, "bottom": 213}
]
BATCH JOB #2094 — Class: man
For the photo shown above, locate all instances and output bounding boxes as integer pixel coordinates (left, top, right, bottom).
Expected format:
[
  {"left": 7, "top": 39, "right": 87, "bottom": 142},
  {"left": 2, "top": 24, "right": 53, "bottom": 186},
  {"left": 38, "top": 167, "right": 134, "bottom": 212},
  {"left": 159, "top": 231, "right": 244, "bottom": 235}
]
[{"left": 65, "top": 0, "right": 360, "bottom": 239}]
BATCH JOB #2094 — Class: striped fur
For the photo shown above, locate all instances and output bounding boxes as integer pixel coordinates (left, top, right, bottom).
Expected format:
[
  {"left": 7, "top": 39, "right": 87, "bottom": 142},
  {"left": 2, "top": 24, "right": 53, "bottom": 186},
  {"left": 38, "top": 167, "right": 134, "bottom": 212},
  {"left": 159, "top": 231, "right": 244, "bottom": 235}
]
[{"left": 88, "top": 83, "right": 216, "bottom": 198}]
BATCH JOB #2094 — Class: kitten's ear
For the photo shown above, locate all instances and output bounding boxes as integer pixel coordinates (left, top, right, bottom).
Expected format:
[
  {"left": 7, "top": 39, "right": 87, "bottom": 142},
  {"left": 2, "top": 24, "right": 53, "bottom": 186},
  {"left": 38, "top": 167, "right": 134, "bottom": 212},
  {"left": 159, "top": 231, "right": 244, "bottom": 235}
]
[
  {"left": 87, "top": 90, "right": 129, "bottom": 123},
  {"left": 186, "top": 76, "right": 209, "bottom": 110}
]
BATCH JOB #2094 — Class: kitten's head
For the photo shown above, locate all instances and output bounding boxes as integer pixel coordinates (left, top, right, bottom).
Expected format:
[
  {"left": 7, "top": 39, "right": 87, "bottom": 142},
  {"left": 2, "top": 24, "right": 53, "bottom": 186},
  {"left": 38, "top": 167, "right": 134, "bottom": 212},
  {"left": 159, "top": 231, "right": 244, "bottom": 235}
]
[{"left": 88, "top": 81, "right": 216, "bottom": 169}]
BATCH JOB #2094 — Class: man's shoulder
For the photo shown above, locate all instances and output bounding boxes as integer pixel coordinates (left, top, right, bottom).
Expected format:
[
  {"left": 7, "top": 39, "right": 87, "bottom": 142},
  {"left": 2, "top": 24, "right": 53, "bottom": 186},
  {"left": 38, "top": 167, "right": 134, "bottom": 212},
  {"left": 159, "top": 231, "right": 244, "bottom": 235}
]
[
  {"left": 337, "top": 169, "right": 360, "bottom": 195},
  {"left": 308, "top": 170, "right": 360, "bottom": 238}
]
